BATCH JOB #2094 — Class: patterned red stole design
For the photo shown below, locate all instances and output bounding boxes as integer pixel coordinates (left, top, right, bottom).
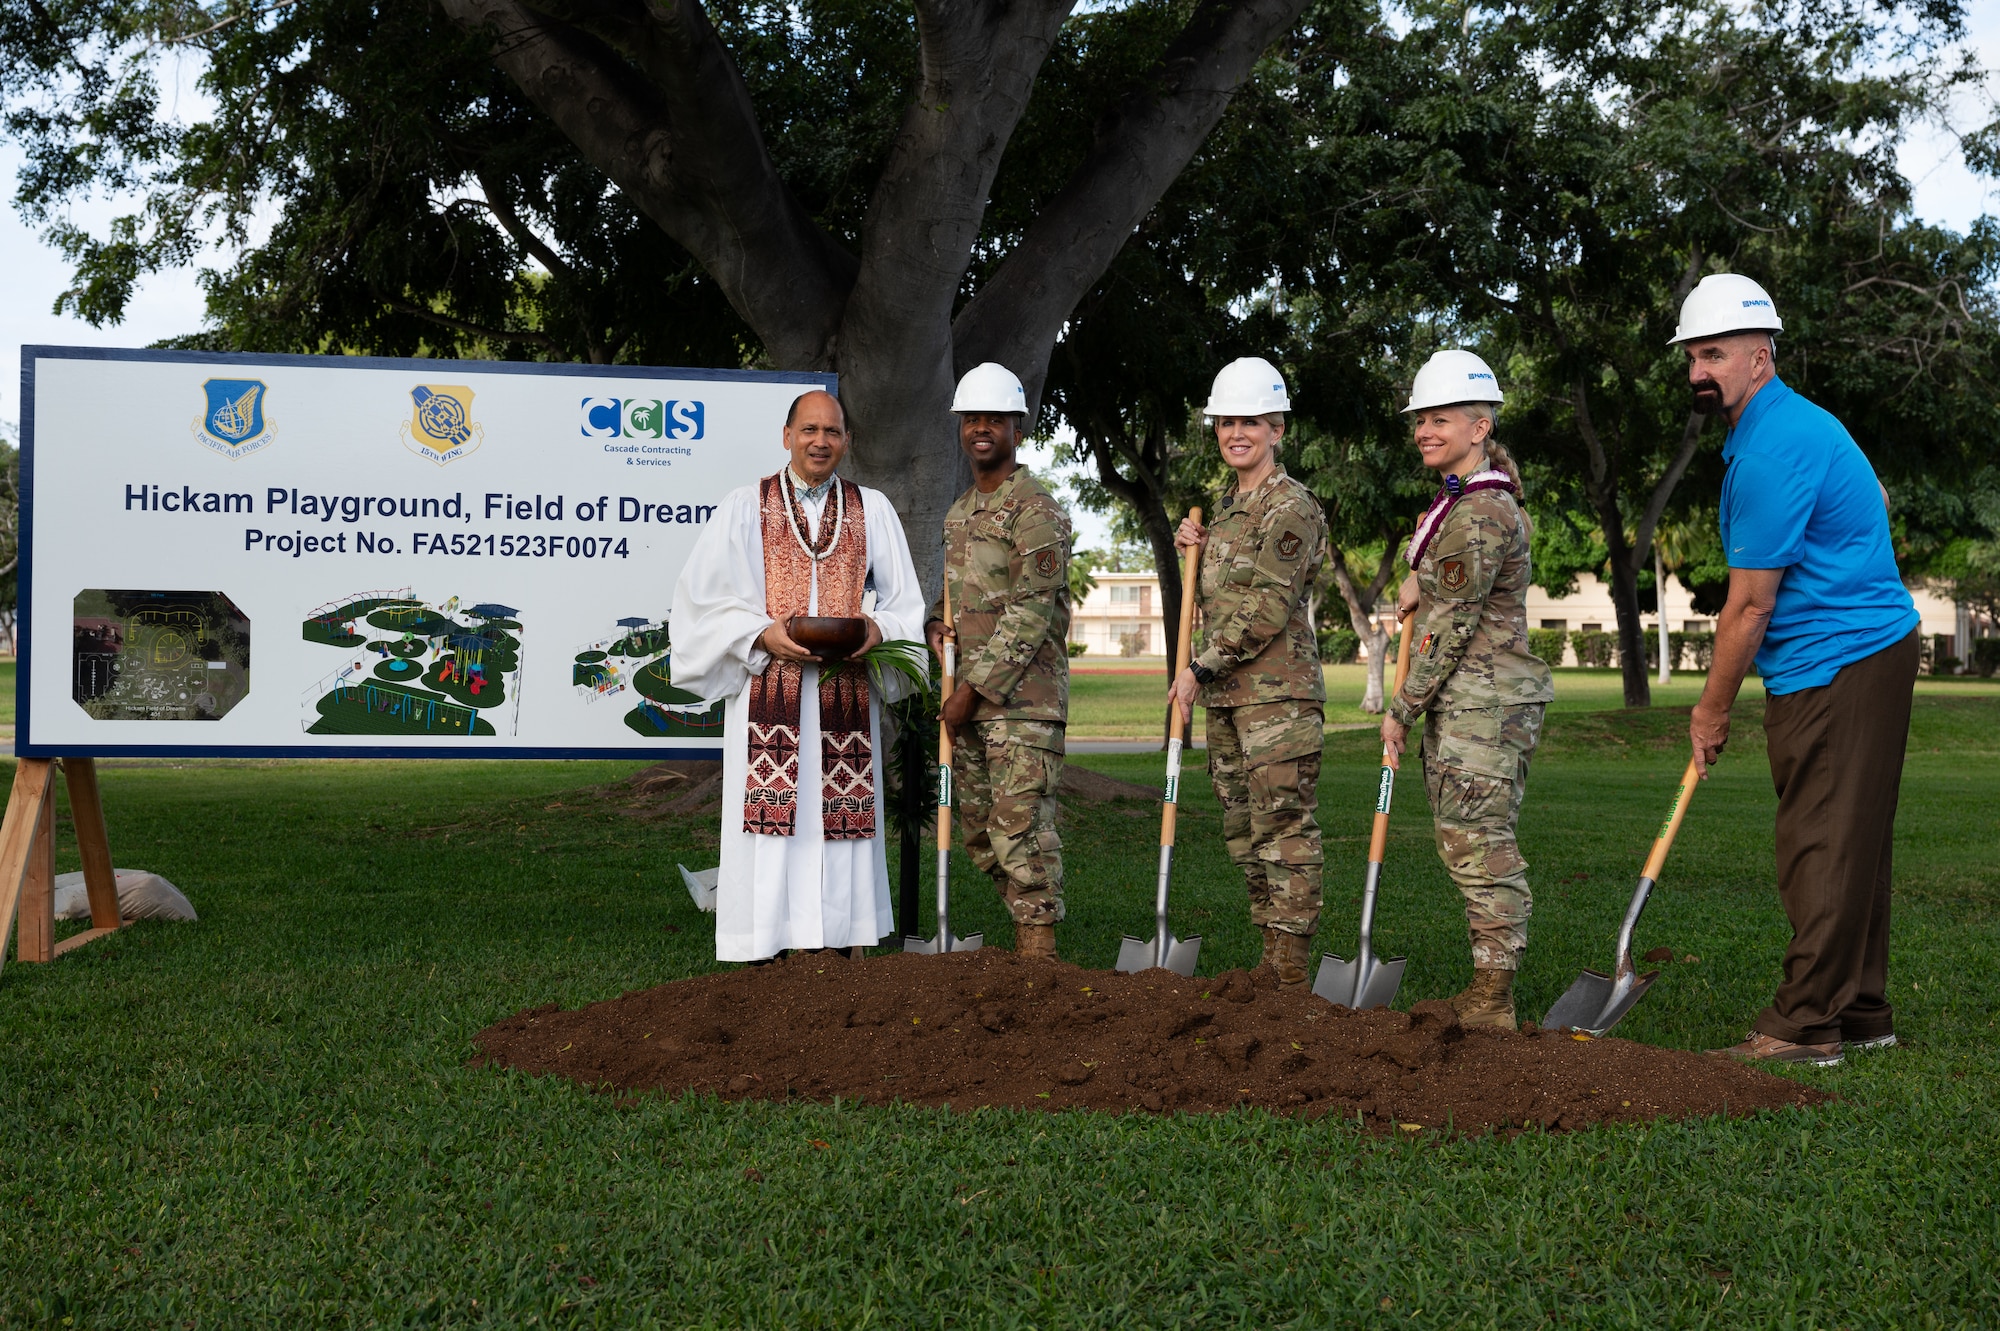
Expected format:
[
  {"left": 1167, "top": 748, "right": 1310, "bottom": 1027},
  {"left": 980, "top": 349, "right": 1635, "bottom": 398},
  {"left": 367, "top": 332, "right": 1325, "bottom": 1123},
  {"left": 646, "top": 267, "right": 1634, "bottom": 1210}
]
[{"left": 743, "top": 473, "right": 876, "bottom": 839}]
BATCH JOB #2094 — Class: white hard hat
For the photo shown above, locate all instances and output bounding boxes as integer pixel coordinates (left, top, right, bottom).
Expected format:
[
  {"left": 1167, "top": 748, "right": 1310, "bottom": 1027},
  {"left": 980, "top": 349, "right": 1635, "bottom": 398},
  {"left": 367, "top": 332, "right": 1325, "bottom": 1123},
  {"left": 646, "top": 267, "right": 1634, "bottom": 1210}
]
[
  {"left": 1403, "top": 349, "right": 1504, "bottom": 413},
  {"left": 952, "top": 362, "right": 1028, "bottom": 414},
  {"left": 1668, "top": 273, "right": 1782, "bottom": 345},
  {"left": 1203, "top": 357, "right": 1291, "bottom": 417}
]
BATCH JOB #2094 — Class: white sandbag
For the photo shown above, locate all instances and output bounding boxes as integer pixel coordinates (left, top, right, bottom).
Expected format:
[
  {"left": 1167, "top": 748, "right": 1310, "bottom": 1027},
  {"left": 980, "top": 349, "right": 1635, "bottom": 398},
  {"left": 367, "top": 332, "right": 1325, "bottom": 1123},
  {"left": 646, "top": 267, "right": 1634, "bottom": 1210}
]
[
  {"left": 52, "top": 869, "right": 197, "bottom": 922},
  {"left": 678, "top": 863, "right": 718, "bottom": 912}
]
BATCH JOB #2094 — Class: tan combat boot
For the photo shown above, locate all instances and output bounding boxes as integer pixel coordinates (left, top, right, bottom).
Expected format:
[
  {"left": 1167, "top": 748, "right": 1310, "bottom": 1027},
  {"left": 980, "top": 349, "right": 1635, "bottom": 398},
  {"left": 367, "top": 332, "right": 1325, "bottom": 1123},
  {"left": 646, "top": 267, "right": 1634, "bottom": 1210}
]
[
  {"left": 1271, "top": 930, "right": 1312, "bottom": 987},
  {"left": 1451, "top": 968, "right": 1517, "bottom": 1031},
  {"left": 1255, "top": 926, "right": 1278, "bottom": 970},
  {"left": 1016, "top": 924, "right": 1058, "bottom": 960}
]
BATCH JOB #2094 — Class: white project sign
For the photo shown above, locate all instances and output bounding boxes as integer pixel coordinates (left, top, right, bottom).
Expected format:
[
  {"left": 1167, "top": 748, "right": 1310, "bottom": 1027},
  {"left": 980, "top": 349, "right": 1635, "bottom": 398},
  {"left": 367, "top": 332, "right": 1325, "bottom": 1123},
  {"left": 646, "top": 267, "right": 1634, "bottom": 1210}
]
[{"left": 19, "top": 347, "right": 832, "bottom": 758}]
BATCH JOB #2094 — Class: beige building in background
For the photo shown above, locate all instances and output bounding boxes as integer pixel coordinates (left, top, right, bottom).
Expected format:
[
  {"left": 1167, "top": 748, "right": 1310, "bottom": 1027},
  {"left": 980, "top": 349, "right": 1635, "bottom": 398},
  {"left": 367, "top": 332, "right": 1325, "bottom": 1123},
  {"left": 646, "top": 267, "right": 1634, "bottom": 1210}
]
[
  {"left": 1072, "top": 568, "right": 1971, "bottom": 666},
  {"left": 1070, "top": 572, "right": 1167, "bottom": 657},
  {"left": 1513, "top": 573, "right": 1963, "bottom": 666}
]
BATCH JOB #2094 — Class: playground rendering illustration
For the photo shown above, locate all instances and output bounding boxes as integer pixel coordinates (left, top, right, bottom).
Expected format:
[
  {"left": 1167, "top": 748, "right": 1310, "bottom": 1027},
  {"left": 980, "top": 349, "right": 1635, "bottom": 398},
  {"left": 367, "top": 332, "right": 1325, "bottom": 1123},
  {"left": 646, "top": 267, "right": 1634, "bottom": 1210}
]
[
  {"left": 572, "top": 615, "right": 723, "bottom": 738},
  {"left": 72, "top": 589, "right": 252, "bottom": 721},
  {"left": 301, "top": 591, "right": 523, "bottom": 737}
]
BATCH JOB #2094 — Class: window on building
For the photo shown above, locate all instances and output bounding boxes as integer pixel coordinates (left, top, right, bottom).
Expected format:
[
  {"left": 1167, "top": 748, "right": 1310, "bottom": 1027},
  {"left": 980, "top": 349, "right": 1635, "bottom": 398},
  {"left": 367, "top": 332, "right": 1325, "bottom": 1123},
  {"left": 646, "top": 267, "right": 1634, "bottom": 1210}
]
[
  {"left": 1540, "top": 619, "right": 1568, "bottom": 630},
  {"left": 1581, "top": 623, "right": 1602, "bottom": 632},
  {"left": 1109, "top": 585, "right": 1143, "bottom": 605},
  {"left": 1683, "top": 620, "right": 1711, "bottom": 632}
]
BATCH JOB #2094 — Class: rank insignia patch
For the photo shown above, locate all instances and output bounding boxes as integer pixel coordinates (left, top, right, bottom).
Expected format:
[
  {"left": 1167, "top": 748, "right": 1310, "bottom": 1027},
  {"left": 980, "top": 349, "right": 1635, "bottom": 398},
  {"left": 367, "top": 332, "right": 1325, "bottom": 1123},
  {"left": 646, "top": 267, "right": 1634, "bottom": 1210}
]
[{"left": 1439, "top": 558, "right": 1468, "bottom": 592}]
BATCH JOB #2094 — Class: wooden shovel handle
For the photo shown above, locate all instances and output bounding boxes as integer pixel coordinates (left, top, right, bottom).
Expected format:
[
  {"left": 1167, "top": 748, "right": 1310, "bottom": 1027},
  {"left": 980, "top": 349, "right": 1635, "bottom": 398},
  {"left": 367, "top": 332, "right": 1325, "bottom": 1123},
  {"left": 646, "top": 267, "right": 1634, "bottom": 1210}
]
[
  {"left": 1641, "top": 757, "right": 1701, "bottom": 882},
  {"left": 1366, "top": 616, "right": 1418, "bottom": 862},
  {"left": 1159, "top": 508, "right": 1203, "bottom": 846}
]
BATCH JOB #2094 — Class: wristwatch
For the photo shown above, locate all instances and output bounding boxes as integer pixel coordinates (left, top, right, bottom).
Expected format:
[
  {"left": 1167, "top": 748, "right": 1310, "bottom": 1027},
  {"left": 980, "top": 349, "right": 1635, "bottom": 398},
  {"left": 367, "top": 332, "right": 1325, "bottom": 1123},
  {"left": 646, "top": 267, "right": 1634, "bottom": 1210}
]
[{"left": 1190, "top": 661, "right": 1216, "bottom": 685}]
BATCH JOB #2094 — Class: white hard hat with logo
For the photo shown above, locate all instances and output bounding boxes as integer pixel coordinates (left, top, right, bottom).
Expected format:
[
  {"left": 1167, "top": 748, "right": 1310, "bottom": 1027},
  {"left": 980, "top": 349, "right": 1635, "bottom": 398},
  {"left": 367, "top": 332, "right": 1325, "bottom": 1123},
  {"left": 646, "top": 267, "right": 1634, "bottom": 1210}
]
[
  {"left": 1668, "top": 273, "right": 1782, "bottom": 345},
  {"left": 1403, "top": 349, "right": 1504, "bottom": 413},
  {"left": 952, "top": 362, "right": 1029, "bottom": 414},
  {"left": 1204, "top": 357, "right": 1292, "bottom": 417}
]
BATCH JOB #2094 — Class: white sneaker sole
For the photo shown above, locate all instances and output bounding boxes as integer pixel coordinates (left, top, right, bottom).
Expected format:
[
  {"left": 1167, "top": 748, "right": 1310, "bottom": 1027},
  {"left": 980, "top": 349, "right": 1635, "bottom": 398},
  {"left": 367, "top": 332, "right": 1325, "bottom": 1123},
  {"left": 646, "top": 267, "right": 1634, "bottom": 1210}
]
[{"left": 1844, "top": 1034, "right": 1898, "bottom": 1051}]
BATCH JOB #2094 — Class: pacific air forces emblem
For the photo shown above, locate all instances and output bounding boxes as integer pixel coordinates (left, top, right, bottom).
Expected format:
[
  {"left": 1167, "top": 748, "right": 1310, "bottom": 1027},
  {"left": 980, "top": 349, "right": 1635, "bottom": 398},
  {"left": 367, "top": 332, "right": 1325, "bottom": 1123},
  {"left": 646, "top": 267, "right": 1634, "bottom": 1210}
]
[
  {"left": 1439, "top": 558, "right": 1468, "bottom": 593},
  {"left": 401, "top": 385, "right": 484, "bottom": 466},
  {"left": 191, "top": 379, "right": 277, "bottom": 459},
  {"left": 1276, "top": 530, "right": 1303, "bottom": 562},
  {"left": 1035, "top": 548, "right": 1058, "bottom": 579}
]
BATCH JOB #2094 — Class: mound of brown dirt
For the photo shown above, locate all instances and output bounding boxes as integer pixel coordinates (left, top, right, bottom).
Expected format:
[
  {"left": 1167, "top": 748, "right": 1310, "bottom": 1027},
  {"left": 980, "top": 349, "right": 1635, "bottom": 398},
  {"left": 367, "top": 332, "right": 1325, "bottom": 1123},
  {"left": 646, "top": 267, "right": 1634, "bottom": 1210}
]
[
  {"left": 595, "top": 761, "right": 725, "bottom": 818},
  {"left": 474, "top": 952, "right": 1824, "bottom": 1134}
]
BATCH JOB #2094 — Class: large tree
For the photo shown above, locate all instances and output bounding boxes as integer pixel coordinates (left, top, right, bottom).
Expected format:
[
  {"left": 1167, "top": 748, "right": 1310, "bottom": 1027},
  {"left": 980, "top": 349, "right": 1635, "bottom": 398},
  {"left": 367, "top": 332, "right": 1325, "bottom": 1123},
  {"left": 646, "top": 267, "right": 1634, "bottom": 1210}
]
[
  {"left": 1, "top": 0, "right": 1319, "bottom": 584},
  {"left": 1337, "top": 0, "right": 1991, "bottom": 705}
]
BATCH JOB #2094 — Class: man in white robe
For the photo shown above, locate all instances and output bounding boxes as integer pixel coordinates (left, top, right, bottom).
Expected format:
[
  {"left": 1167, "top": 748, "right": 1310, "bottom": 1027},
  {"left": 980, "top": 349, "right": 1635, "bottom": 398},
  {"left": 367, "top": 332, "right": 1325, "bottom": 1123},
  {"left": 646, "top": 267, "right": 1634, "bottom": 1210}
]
[{"left": 670, "top": 390, "right": 925, "bottom": 961}]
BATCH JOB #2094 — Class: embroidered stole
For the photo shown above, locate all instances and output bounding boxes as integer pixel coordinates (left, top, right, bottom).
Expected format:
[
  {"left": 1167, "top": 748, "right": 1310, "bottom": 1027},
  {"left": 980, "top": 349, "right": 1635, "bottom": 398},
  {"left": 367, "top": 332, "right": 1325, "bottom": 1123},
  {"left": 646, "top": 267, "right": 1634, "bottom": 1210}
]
[
  {"left": 743, "top": 473, "right": 876, "bottom": 840},
  {"left": 1406, "top": 470, "right": 1516, "bottom": 567}
]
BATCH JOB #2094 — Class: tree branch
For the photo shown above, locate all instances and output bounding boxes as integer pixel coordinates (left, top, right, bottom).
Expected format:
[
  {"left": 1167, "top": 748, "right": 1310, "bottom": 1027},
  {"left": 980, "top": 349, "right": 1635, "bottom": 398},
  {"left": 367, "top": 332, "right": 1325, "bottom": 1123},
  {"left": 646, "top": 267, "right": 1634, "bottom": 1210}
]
[
  {"left": 473, "top": 168, "right": 578, "bottom": 285},
  {"left": 438, "top": 0, "right": 853, "bottom": 367},
  {"left": 1630, "top": 408, "right": 1709, "bottom": 575},
  {"left": 835, "top": 0, "right": 1076, "bottom": 409},
  {"left": 384, "top": 297, "right": 562, "bottom": 352},
  {"left": 953, "top": 0, "right": 1310, "bottom": 404}
]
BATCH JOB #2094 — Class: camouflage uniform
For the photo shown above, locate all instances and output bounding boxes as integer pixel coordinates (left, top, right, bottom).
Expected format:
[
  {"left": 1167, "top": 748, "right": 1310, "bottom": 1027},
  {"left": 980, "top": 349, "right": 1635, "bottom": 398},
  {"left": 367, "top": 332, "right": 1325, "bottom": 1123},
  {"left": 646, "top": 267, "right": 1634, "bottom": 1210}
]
[
  {"left": 1193, "top": 466, "right": 1329, "bottom": 938},
  {"left": 933, "top": 466, "right": 1072, "bottom": 926},
  {"left": 1389, "top": 485, "right": 1555, "bottom": 971}
]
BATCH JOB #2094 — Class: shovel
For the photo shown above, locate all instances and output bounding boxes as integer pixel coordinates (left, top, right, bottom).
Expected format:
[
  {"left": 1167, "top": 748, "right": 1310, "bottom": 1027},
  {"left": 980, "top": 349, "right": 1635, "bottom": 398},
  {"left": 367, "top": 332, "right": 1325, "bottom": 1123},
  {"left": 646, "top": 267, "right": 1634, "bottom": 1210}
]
[
  {"left": 1117, "top": 511, "right": 1204, "bottom": 977},
  {"left": 1541, "top": 756, "right": 1700, "bottom": 1035},
  {"left": 903, "top": 581, "right": 981, "bottom": 955},
  {"left": 1314, "top": 614, "right": 1417, "bottom": 1009}
]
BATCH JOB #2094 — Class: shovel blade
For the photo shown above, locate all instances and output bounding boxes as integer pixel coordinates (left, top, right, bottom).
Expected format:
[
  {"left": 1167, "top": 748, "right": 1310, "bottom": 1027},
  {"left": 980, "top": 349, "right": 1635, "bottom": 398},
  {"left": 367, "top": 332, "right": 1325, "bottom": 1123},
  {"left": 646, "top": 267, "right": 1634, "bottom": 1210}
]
[
  {"left": 901, "top": 932, "right": 983, "bottom": 955},
  {"left": 1541, "top": 968, "right": 1661, "bottom": 1036},
  {"left": 1312, "top": 952, "right": 1406, "bottom": 1010},
  {"left": 1115, "top": 933, "right": 1202, "bottom": 977}
]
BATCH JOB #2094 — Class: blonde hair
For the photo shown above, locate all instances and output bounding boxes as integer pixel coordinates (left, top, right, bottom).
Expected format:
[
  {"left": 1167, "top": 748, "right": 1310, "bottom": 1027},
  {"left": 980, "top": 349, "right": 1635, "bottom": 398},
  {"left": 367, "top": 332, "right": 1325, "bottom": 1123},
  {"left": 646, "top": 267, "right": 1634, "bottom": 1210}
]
[{"left": 1460, "top": 403, "right": 1522, "bottom": 496}]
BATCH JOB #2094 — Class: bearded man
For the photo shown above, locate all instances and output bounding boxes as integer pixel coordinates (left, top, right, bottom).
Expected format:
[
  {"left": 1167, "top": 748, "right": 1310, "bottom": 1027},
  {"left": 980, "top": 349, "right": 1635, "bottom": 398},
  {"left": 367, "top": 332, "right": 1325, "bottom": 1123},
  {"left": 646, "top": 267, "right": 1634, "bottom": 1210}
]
[
  {"left": 671, "top": 390, "right": 926, "bottom": 961},
  {"left": 1673, "top": 274, "right": 1920, "bottom": 1067}
]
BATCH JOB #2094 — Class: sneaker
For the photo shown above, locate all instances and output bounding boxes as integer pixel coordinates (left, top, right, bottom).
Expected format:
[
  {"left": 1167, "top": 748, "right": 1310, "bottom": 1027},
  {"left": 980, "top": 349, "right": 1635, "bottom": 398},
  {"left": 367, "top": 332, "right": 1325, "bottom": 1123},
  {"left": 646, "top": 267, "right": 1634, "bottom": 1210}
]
[
  {"left": 1712, "top": 1031, "right": 1843, "bottom": 1066},
  {"left": 1844, "top": 1033, "right": 1898, "bottom": 1051}
]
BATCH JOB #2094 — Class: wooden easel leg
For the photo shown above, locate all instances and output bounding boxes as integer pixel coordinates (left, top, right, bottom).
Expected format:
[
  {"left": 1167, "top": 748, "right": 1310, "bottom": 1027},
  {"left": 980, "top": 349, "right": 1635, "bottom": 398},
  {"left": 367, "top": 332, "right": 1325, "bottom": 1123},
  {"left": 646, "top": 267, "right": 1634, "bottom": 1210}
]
[
  {"left": 16, "top": 794, "right": 55, "bottom": 963},
  {"left": 64, "top": 758, "right": 122, "bottom": 930},
  {"left": 0, "top": 760, "right": 56, "bottom": 977}
]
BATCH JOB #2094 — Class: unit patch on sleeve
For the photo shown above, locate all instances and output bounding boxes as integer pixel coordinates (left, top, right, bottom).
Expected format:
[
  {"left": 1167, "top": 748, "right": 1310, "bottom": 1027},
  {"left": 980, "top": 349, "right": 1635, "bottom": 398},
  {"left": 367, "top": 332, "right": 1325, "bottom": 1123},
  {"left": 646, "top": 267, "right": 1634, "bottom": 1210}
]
[
  {"left": 1439, "top": 558, "right": 1468, "bottom": 593},
  {"left": 1035, "top": 548, "right": 1058, "bottom": 579},
  {"left": 1276, "top": 530, "right": 1303, "bottom": 561}
]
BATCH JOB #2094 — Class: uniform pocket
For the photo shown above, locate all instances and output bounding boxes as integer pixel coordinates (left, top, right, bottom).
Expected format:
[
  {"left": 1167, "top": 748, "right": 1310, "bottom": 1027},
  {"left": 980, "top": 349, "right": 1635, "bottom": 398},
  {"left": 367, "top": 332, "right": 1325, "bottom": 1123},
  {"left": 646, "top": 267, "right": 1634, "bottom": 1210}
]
[
  {"left": 1433, "top": 728, "right": 1519, "bottom": 783},
  {"left": 1436, "top": 739, "right": 1517, "bottom": 782}
]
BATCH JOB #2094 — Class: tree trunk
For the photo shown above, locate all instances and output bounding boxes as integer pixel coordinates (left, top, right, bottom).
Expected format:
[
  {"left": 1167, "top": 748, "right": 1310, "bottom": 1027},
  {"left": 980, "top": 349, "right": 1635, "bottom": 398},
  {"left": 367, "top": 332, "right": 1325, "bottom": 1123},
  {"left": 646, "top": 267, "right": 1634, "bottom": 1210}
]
[
  {"left": 1655, "top": 544, "right": 1672, "bottom": 683},
  {"left": 1571, "top": 376, "right": 1652, "bottom": 707},
  {"left": 1326, "top": 539, "right": 1402, "bottom": 714},
  {"left": 1073, "top": 420, "right": 1186, "bottom": 683},
  {"left": 442, "top": 0, "right": 1311, "bottom": 600},
  {"left": 1606, "top": 554, "right": 1652, "bottom": 707}
]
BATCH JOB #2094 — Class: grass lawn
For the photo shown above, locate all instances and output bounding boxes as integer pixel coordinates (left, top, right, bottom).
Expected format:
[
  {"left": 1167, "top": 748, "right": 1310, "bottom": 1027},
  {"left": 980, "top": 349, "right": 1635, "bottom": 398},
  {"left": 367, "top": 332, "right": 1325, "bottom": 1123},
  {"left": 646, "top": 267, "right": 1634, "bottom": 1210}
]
[
  {"left": 0, "top": 692, "right": 1996, "bottom": 1324},
  {"left": 1069, "top": 664, "right": 1773, "bottom": 739}
]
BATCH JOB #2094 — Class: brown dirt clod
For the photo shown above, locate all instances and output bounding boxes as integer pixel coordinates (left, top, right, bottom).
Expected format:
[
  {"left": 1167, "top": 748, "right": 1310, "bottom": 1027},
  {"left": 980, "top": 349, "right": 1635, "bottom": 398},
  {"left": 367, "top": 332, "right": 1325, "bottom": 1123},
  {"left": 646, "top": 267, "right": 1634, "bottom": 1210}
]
[{"left": 472, "top": 951, "right": 1826, "bottom": 1134}]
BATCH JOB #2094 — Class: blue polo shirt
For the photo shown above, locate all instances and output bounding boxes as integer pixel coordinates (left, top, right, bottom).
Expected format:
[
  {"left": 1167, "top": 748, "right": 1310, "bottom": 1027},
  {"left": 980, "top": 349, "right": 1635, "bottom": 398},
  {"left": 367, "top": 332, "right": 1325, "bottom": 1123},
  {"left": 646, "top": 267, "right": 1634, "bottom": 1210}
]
[{"left": 1720, "top": 378, "right": 1917, "bottom": 695}]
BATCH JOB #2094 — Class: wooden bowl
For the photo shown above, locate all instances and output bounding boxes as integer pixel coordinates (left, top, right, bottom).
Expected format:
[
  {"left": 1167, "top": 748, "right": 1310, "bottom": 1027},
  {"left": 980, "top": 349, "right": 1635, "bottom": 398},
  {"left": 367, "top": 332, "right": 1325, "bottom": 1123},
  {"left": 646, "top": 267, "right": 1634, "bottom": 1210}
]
[{"left": 787, "top": 615, "right": 869, "bottom": 660}]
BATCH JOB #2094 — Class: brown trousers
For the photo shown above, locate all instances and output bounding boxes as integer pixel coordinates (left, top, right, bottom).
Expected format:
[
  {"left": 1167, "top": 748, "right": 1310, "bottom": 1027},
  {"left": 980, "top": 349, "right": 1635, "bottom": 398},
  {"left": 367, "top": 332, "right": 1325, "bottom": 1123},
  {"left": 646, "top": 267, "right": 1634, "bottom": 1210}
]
[{"left": 1755, "top": 630, "right": 1919, "bottom": 1045}]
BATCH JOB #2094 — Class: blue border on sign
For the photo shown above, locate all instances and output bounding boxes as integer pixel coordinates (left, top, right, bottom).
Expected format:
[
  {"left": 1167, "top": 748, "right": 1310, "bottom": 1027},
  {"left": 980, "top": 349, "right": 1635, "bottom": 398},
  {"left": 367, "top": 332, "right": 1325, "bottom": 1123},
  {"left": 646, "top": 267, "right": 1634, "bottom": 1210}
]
[{"left": 17, "top": 345, "right": 836, "bottom": 761}]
